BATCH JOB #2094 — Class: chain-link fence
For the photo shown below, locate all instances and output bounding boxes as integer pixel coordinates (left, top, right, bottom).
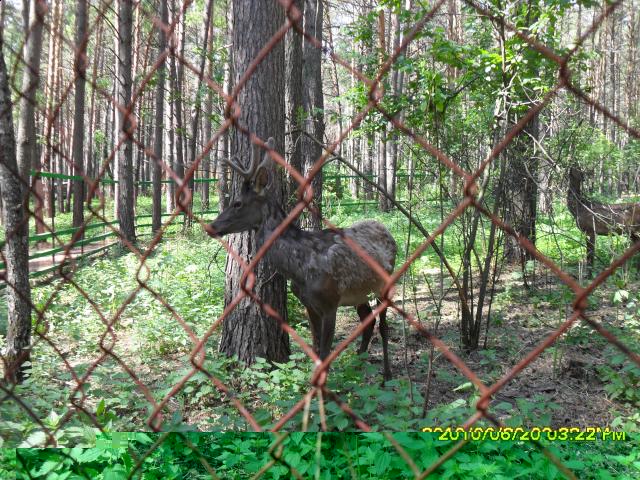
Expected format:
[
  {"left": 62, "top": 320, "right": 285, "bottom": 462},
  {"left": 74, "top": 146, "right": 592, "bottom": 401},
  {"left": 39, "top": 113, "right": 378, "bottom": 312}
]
[{"left": 2, "top": 0, "right": 640, "bottom": 477}]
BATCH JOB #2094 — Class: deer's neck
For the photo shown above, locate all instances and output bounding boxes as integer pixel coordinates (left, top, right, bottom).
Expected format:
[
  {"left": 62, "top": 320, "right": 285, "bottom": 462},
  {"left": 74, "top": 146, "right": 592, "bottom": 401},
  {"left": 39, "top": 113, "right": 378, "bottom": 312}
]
[
  {"left": 568, "top": 180, "right": 584, "bottom": 217},
  {"left": 255, "top": 200, "right": 314, "bottom": 283}
]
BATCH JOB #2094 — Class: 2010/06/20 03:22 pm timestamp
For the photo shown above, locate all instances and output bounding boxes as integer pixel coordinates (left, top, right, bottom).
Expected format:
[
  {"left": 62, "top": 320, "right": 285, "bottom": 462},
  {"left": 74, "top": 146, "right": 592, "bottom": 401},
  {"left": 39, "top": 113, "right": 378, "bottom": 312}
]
[{"left": 422, "top": 427, "right": 627, "bottom": 442}]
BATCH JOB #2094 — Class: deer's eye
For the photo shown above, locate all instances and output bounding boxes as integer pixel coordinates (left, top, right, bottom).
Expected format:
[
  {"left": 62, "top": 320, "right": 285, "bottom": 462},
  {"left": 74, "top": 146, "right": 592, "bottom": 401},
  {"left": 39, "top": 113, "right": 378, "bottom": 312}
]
[{"left": 232, "top": 201, "right": 242, "bottom": 209}]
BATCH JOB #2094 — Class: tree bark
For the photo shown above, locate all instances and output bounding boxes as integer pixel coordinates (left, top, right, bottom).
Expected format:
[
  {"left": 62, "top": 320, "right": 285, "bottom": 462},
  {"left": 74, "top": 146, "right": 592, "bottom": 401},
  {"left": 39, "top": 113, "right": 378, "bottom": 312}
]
[
  {"left": 217, "top": 3, "right": 232, "bottom": 210},
  {"left": 0, "top": 33, "right": 33, "bottom": 384},
  {"left": 153, "top": 0, "right": 169, "bottom": 233},
  {"left": 169, "top": 0, "right": 186, "bottom": 213},
  {"left": 501, "top": 2, "right": 540, "bottom": 264},
  {"left": 376, "top": 10, "right": 390, "bottom": 211},
  {"left": 185, "top": 0, "right": 215, "bottom": 225},
  {"left": 86, "top": 20, "right": 104, "bottom": 203},
  {"left": 202, "top": 7, "right": 216, "bottom": 211},
  {"left": 301, "top": 0, "right": 324, "bottom": 230},
  {"left": 15, "top": 0, "right": 45, "bottom": 231},
  {"left": 165, "top": 82, "right": 175, "bottom": 213},
  {"left": 502, "top": 117, "right": 539, "bottom": 263},
  {"left": 285, "top": 0, "right": 304, "bottom": 208},
  {"left": 72, "top": 0, "right": 88, "bottom": 233},
  {"left": 16, "top": 0, "right": 46, "bottom": 184},
  {"left": 386, "top": 6, "right": 402, "bottom": 206},
  {"left": 28, "top": 0, "right": 50, "bottom": 234},
  {"left": 43, "top": 0, "right": 62, "bottom": 220},
  {"left": 219, "top": 0, "right": 289, "bottom": 364},
  {"left": 116, "top": 0, "right": 136, "bottom": 244}
]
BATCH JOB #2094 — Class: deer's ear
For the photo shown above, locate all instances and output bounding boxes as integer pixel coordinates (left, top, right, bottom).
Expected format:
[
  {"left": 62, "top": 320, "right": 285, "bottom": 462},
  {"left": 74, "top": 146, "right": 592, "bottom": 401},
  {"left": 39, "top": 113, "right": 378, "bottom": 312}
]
[
  {"left": 252, "top": 137, "right": 275, "bottom": 196},
  {"left": 253, "top": 165, "right": 269, "bottom": 195}
]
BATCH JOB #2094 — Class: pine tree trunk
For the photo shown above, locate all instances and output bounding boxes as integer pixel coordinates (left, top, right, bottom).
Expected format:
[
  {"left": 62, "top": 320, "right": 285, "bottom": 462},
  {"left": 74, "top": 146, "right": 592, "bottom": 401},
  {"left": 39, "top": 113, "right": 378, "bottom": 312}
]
[
  {"left": 169, "top": 0, "right": 186, "bottom": 214},
  {"left": 0, "top": 35, "right": 32, "bottom": 383},
  {"left": 285, "top": 0, "right": 304, "bottom": 208},
  {"left": 16, "top": 0, "right": 45, "bottom": 183},
  {"left": 72, "top": 0, "right": 88, "bottom": 233},
  {"left": 116, "top": 0, "right": 136, "bottom": 244},
  {"left": 166, "top": 80, "right": 176, "bottom": 213},
  {"left": 301, "top": 0, "right": 324, "bottom": 230},
  {"left": 202, "top": 10, "right": 215, "bottom": 212},
  {"left": 185, "top": 0, "right": 215, "bottom": 225},
  {"left": 217, "top": 5, "right": 232, "bottom": 210},
  {"left": 86, "top": 21, "right": 104, "bottom": 203},
  {"left": 24, "top": 0, "right": 47, "bottom": 235},
  {"left": 153, "top": 0, "right": 168, "bottom": 233},
  {"left": 219, "top": 0, "right": 289, "bottom": 364}
]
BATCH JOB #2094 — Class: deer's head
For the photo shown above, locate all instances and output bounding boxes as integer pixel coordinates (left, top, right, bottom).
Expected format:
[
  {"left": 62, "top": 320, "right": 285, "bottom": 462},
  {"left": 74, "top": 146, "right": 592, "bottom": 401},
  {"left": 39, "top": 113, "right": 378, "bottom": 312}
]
[
  {"left": 568, "top": 166, "right": 585, "bottom": 194},
  {"left": 208, "top": 137, "right": 274, "bottom": 237}
]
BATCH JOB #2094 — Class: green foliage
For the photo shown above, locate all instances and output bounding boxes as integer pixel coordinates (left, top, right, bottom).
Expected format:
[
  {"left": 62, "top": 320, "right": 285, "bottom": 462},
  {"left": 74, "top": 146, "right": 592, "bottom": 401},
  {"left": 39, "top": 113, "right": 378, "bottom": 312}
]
[
  {"left": 8, "top": 431, "right": 640, "bottom": 479},
  {"left": 4, "top": 188, "right": 636, "bottom": 443},
  {"left": 596, "top": 290, "right": 640, "bottom": 411},
  {"left": 0, "top": 449, "right": 16, "bottom": 477}
]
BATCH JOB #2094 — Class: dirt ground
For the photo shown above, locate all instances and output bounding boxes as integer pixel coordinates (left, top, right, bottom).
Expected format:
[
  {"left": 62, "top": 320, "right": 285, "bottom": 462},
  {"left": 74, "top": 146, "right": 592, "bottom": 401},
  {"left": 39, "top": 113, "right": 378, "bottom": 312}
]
[{"left": 332, "top": 268, "right": 639, "bottom": 429}]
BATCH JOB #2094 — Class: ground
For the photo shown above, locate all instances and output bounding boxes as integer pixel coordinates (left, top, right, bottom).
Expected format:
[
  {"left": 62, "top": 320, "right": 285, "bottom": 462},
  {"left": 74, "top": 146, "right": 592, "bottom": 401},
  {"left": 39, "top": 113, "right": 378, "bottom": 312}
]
[{"left": 330, "top": 266, "right": 639, "bottom": 429}]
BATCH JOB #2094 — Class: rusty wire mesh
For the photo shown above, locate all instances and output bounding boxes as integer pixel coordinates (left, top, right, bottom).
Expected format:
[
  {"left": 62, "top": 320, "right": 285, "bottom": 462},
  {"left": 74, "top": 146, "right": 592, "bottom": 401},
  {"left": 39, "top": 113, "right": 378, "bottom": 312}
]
[{"left": 2, "top": 0, "right": 640, "bottom": 477}]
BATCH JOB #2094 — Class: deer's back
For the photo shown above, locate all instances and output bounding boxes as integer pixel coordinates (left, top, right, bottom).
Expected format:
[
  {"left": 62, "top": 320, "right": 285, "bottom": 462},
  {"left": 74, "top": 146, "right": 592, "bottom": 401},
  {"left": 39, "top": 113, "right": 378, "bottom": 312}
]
[
  {"left": 575, "top": 201, "right": 640, "bottom": 235},
  {"left": 326, "top": 220, "right": 397, "bottom": 306}
]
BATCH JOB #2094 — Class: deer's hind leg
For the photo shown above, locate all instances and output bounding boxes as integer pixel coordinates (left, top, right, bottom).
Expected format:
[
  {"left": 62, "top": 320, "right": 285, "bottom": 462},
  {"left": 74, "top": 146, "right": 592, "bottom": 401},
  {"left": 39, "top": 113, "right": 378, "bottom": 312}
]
[
  {"left": 631, "top": 233, "right": 640, "bottom": 271},
  {"left": 376, "top": 299, "right": 392, "bottom": 381},
  {"left": 586, "top": 231, "right": 596, "bottom": 277}
]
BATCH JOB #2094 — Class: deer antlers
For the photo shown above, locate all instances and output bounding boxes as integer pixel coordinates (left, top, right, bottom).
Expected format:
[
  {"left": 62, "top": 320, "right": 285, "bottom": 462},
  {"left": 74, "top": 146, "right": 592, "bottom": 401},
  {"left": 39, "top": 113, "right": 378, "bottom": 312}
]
[{"left": 225, "top": 137, "right": 275, "bottom": 181}]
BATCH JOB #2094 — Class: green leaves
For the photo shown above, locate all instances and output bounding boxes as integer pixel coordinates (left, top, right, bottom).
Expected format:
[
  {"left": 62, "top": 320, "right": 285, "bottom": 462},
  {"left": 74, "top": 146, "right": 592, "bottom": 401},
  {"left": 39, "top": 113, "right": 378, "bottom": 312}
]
[{"left": 8, "top": 430, "right": 640, "bottom": 479}]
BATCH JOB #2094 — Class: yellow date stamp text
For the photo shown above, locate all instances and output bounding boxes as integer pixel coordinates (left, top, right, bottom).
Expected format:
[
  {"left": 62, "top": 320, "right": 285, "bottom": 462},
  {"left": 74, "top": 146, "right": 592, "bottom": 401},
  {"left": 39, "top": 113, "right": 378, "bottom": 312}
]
[{"left": 421, "top": 426, "right": 626, "bottom": 442}]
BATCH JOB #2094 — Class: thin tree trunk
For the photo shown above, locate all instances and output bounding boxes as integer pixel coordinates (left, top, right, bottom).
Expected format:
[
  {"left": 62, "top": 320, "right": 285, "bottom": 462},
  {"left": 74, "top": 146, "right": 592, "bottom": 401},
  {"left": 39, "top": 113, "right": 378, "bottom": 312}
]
[
  {"left": 301, "top": 0, "right": 324, "bottom": 230},
  {"left": 153, "top": 0, "right": 169, "bottom": 232},
  {"left": 285, "top": 0, "right": 304, "bottom": 208},
  {"left": 116, "top": 0, "right": 136, "bottom": 244},
  {"left": 86, "top": 20, "right": 104, "bottom": 203},
  {"left": 16, "top": 0, "right": 45, "bottom": 232},
  {"left": 185, "top": 0, "right": 215, "bottom": 225},
  {"left": 169, "top": 0, "right": 186, "bottom": 213},
  {"left": 201, "top": 8, "right": 215, "bottom": 211},
  {"left": 376, "top": 10, "right": 390, "bottom": 211},
  {"left": 166, "top": 82, "right": 176, "bottom": 213},
  {"left": 0, "top": 34, "right": 32, "bottom": 384},
  {"left": 72, "top": 0, "right": 88, "bottom": 233},
  {"left": 386, "top": 6, "right": 402, "bottom": 205},
  {"left": 364, "top": 132, "right": 374, "bottom": 200},
  {"left": 16, "top": 0, "right": 46, "bottom": 183},
  {"left": 218, "top": 3, "right": 232, "bottom": 210},
  {"left": 55, "top": 26, "right": 65, "bottom": 216}
]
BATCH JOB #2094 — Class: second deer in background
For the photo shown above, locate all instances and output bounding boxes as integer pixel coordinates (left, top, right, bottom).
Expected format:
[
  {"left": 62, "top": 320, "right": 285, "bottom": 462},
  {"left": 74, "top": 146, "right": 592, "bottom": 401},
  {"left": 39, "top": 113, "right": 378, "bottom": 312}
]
[{"left": 567, "top": 167, "right": 640, "bottom": 276}]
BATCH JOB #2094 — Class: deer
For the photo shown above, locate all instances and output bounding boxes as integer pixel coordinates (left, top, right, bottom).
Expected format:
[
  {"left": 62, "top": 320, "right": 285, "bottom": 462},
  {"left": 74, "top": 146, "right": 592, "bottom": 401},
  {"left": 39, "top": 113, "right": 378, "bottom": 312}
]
[
  {"left": 567, "top": 166, "right": 640, "bottom": 276},
  {"left": 207, "top": 138, "right": 397, "bottom": 380}
]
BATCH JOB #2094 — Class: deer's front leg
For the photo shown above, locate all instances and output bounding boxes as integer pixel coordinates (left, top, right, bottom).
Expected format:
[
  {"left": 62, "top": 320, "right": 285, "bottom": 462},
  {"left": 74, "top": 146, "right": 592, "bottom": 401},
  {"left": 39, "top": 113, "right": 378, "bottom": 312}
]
[
  {"left": 316, "top": 308, "right": 337, "bottom": 360},
  {"left": 306, "top": 306, "right": 337, "bottom": 360},
  {"left": 298, "top": 283, "right": 339, "bottom": 360},
  {"left": 586, "top": 232, "right": 596, "bottom": 277},
  {"left": 356, "top": 303, "right": 375, "bottom": 354},
  {"left": 293, "top": 282, "right": 322, "bottom": 355},
  {"left": 306, "top": 308, "right": 322, "bottom": 354}
]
